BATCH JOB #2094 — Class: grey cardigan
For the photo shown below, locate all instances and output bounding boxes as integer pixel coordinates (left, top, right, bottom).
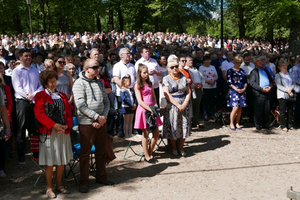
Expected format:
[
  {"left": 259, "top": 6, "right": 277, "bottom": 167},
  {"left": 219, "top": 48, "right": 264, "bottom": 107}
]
[
  {"left": 73, "top": 71, "right": 109, "bottom": 125},
  {"left": 275, "top": 72, "right": 295, "bottom": 99}
]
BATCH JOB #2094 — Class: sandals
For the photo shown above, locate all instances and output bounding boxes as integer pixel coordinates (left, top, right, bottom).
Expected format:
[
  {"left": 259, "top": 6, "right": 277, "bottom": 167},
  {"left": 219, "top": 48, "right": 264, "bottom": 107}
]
[
  {"left": 46, "top": 188, "right": 56, "bottom": 199},
  {"left": 55, "top": 185, "right": 70, "bottom": 194}
]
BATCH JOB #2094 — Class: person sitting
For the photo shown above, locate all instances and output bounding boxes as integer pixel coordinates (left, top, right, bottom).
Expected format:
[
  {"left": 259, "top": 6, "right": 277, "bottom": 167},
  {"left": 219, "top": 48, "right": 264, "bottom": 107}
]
[{"left": 34, "top": 70, "right": 73, "bottom": 198}]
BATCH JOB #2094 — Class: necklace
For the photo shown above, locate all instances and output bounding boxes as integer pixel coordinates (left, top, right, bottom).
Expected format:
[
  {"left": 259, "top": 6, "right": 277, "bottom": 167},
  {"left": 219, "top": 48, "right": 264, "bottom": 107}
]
[{"left": 169, "top": 73, "right": 179, "bottom": 80}]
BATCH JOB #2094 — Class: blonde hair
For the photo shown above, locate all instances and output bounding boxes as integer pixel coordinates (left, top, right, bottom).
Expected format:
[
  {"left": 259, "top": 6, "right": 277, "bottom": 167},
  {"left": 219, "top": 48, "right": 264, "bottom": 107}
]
[{"left": 233, "top": 55, "right": 243, "bottom": 64}]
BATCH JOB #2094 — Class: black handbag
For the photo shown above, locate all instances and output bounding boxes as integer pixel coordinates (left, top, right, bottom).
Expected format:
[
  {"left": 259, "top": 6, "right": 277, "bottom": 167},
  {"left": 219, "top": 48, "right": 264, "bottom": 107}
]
[{"left": 45, "top": 102, "right": 63, "bottom": 124}]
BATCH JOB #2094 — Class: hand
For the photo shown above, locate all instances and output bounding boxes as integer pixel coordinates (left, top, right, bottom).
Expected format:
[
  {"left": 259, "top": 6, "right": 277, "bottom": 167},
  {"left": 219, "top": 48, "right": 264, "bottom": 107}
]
[
  {"left": 289, "top": 92, "right": 294, "bottom": 97},
  {"left": 286, "top": 88, "right": 293, "bottom": 94},
  {"left": 149, "top": 69, "right": 156, "bottom": 75},
  {"left": 131, "top": 105, "right": 137, "bottom": 110},
  {"left": 177, "top": 104, "right": 185, "bottom": 112},
  {"left": 187, "top": 78, "right": 192, "bottom": 85},
  {"left": 92, "top": 122, "right": 101, "bottom": 129},
  {"left": 53, "top": 123, "right": 65, "bottom": 134},
  {"left": 97, "top": 116, "right": 107, "bottom": 126},
  {"left": 62, "top": 125, "right": 68, "bottom": 130},
  {"left": 68, "top": 99, "right": 73, "bottom": 105},
  {"left": 262, "top": 86, "right": 271, "bottom": 93},
  {"left": 26, "top": 94, "right": 35, "bottom": 101}
]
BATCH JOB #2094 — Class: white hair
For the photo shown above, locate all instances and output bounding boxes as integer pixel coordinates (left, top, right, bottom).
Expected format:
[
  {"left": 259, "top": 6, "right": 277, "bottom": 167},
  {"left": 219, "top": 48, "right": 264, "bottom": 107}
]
[{"left": 119, "top": 47, "right": 129, "bottom": 57}]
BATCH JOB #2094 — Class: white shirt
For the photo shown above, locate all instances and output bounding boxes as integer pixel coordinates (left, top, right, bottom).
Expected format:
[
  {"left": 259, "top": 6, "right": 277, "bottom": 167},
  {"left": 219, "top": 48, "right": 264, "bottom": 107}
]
[
  {"left": 187, "top": 66, "right": 204, "bottom": 89},
  {"left": 113, "top": 61, "right": 136, "bottom": 96},
  {"left": 199, "top": 65, "right": 218, "bottom": 89},
  {"left": 221, "top": 60, "right": 234, "bottom": 73},
  {"left": 36, "top": 63, "right": 44, "bottom": 72},
  {"left": 135, "top": 57, "right": 161, "bottom": 88},
  {"left": 240, "top": 62, "right": 255, "bottom": 76},
  {"left": 5, "top": 68, "right": 13, "bottom": 76}
]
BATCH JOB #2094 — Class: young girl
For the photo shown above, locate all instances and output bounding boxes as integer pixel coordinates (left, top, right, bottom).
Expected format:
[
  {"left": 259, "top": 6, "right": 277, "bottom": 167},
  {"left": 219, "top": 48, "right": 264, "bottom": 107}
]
[
  {"left": 134, "top": 64, "right": 162, "bottom": 163},
  {"left": 120, "top": 75, "right": 137, "bottom": 138}
]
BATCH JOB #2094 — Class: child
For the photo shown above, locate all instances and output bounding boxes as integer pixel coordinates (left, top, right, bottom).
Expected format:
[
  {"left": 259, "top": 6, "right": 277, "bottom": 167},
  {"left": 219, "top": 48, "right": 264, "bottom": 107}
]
[
  {"left": 120, "top": 75, "right": 137, "bottom": 138},
  {"left": 134, "top": 64, "right": 162, "bottom": 163}
]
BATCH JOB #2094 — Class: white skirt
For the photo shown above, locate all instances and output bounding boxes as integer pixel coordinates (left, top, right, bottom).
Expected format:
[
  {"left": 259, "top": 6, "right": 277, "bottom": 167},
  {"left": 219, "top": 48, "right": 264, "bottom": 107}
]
[{"left": 39, "top": 129, "right": 73, "bottom": 166}]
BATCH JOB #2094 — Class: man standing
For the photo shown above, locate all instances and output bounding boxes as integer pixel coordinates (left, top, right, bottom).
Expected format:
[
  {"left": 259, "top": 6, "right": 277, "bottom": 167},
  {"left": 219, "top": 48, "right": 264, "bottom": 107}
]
[
  {"left": 186, "top": 56, "right": 204, "bottom": 126},
  {"left": 211, "top": 50, "right": 225, "bottom": 108},
  {"left": 135, "top": 47, "right": 161, "bottom": 106},
  {"left": 249, "top": 57, "right": 273, "bottom": 130},
  {"left": 193, "top": 48, "right": 204, "bottom": 70},
  {"left": 113, "top": 48, "right": 136, "bottom": 137},
  {"left": 12, "top": 49, "right": 43, "bottom": 164},
  {"left": 73, "top": 58, "right": 112, "bottom": 193},
  {"left": 240, "top": 52, "right": 255, "bottom": 122},
  {"left": 292, "top": 56, "right": 300, "bottom": 128}
]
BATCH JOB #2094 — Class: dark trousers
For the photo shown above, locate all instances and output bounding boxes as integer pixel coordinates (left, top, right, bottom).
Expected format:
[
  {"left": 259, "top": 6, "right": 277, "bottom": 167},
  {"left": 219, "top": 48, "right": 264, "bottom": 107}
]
[
  {"left": 245, "top": 86, "right": 254, "bottom": 121},
  {"left": 79, "top": 123, "right": 107, "bottom": 186},
  {"left": 294, "top": 93, "right": 300, "bottom": 126},
  {"left": 116, "top": 96, "right": 124, "bottom": 134},
  {"left": 0, "top": 140, "right": 8, "bottom": 170},
  {"left": 203, "top": 88, "right": 216, "bottom": 118},
  {"left": 253, "top": 95, "right": 270, "bottom": 126},
  {"left": 278, "top": 99, "right": 294, "bottom": 129},
  {"left": 192, "top": 88, "right": 203, "bottom": 126},
  {"left": 154, "top": 87, "right": 159, "bottom": 108},
  {"left": 15, "top": 99, "right": 36, "bottom": 161}
]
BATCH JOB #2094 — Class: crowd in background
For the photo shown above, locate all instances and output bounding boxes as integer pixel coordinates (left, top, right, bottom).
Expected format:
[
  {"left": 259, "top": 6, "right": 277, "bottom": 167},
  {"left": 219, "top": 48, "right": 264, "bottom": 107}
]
[{"left": 0, "top": 30, "right": 299, "bottom": 197}]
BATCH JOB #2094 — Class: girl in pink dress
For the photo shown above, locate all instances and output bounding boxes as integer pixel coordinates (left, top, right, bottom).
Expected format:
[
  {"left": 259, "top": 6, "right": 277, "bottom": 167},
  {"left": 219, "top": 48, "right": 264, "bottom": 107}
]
[{"left": 134, "top": 63, "right": 162, "bottom": 163}]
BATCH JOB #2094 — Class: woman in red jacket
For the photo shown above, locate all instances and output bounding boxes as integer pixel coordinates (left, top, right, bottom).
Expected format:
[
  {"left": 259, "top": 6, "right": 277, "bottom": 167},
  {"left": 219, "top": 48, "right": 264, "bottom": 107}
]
[{"left": 34, "top": 70, "right": 73, "bottom": 198}]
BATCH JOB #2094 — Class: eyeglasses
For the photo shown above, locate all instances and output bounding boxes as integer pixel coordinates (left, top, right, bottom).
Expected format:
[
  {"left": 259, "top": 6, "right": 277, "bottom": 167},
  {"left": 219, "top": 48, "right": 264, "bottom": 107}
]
[
  {"left": 236, "top": 62, "right": 242, "bottom": 64},
  {"left": 57, "top": 61, "right": 66, "bottom": 64},
  {"left": 180, "top": 60, "right": 187, "bottom": 62},
  {"left": 170, "top": 65, "right": 179, "bottom": 70},
  {"left": 88, "top": 66, "right": 99, "bottom": 70}
]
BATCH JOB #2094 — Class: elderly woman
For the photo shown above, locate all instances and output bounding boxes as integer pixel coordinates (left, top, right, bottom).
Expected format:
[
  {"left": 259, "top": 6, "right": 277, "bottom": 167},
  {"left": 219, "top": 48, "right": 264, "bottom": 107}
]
[
  {"left": 275, "top": 61, "right": 296, "bottom": 132},
  {"left": 162, "top": 57, "right": 191, "bottom": 156},
  {"left": 34, "top": 70, "right": 73, "bottom": 198},
  {"left": 227, "top": 56, "right": 247, "bottom": 130}
]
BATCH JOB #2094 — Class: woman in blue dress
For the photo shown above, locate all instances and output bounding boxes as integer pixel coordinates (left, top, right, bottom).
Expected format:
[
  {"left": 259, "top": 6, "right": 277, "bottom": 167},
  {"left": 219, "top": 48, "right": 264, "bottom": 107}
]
[{"left": 227, "top": 56, "right": 247, "bottom": 130}]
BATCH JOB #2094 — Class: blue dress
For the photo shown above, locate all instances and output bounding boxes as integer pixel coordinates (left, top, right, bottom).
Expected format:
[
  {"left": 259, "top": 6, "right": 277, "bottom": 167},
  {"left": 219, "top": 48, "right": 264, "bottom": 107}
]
[{"left": 227, "top": 68, "right": 248, "bottom": 107}]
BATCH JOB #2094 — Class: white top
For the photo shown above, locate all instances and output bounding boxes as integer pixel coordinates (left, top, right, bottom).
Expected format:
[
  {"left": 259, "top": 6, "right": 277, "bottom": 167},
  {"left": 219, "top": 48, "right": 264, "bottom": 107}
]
[
  {"left": 199, "top": 65, "right": 218, "bottom": 89},
  {"left": 113, "top": 61, "right": 136, "bottom": 96},
  {"left": 36, "top": 63, "right": 45, "bottom": 72},
  {"left": 135, "top": 57, "right": 162, "bottom": 88},
  {"left": 240, "top": 62, "right": 255, "bottom": 75},
  {"left": 5, "top": 69, "right": 13, "bottom": 76},
  {"left": 187, "top": 67, "right": 205, "bottom": 89},
  {"left": 221, "top": 60, "right": 234, "bottom": 73},
  {"left": 267, "top": 62, "right": 276, "bottom": 74}
]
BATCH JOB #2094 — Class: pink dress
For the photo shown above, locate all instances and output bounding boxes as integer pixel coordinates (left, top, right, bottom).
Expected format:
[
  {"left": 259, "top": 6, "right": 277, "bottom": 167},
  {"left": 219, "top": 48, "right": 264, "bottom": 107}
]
[{"left": 134, "top": 84, "right": 163, "bottom": 129}]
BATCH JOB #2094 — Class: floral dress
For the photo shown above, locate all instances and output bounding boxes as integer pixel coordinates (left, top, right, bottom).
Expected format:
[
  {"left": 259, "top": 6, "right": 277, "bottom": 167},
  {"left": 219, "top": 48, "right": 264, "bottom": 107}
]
[
  {"left": 227, "top": 68, "right": 247, "bottom": 107},
  {"left": 162, "top": 74, "right": 190, "bottom": 140}
]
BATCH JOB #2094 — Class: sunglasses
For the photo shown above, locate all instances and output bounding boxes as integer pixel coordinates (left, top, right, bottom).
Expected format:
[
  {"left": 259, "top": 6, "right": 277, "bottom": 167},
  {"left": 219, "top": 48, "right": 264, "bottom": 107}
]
[
  {"left": 88, "top": 66, "right": 99, "bottom": 69},
  {"left": 170, "top": 65, "right": 179, "bottom": 70},
  {"left": 180, "top": 60, "right": 187, "bottom": 62},
  {"left": 58, "top": 61, "right": 66, "bottom": 64},
  {"left": 236, "top": 62, "right": 242, "bottom": 64}
]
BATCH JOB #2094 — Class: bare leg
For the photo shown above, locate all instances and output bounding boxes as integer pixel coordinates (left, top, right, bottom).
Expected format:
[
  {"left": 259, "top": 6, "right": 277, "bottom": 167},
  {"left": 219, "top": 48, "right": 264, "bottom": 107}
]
[
  {"left": 55, "top": 165, "right": 64, "bottom": 188},
  {"left": 123, "top": 114, "right": 129, "bottom": 138},
  {"left": 45, "top": 165, "right": 54, "bottom": 189},
  {"left": 171, "top": 139, "right": 177, "bottom": 151},
  {"left": 148, "top": 128, "right": 159, "bottom": 158},
  {"left": 142, "top": 129, "right": 151, "bottom": 161},
  {"left": 235, "top": 107, "right": 242, "bottom": 128},
  {"left": 128, "top": 114, "right": 134, "bottom": 138},
  {"left": 178, "top": 138, "right": 185, "bottom": 151},
  {"left": 230, "top": 107, "right": 239, "bottom": 128}
]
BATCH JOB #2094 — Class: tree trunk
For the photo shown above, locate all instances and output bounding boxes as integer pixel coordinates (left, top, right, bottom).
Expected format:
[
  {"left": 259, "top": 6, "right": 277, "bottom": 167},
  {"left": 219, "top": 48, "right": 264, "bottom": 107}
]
[
  {"left": 175, "top": 14, "right": 184, "bottom": 33},
  {"left": 117, "top": 3, "right": 123, "bottom": 31},
  {"left": 237, "top": 4, "right": 245, "bottom": 38},
  {"left": 267, "top": 24, "right": 273, "bottom": 46},
  {"left": 154, "top": 16, "right": 158, "bottom": 32},
  {"left": 96, "top": 13, "right": 102, "bottom": 32},
  {"left": 39, "top": 0, "right": 47, "bottom": 32},
  {"left": 12, "top": 11, "right": 23, "bottom": 33},
  {"left": 289, "top": 18, "right": 300, "bottom": 56},
  {"left": 107, "top": 9, "right": 114, "bottom": 30}
]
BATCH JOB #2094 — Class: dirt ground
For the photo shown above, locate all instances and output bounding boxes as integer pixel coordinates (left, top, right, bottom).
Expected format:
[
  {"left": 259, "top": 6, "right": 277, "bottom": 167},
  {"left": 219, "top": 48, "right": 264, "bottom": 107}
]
[{"left": 1, "top": 120, "right": 300, "bottom": 200}]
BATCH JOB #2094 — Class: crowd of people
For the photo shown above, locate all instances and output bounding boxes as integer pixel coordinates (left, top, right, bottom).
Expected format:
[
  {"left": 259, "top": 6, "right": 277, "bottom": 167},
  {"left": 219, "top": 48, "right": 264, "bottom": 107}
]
[{"left": 0, "top": 30, "right": 299, "bottom": 198}]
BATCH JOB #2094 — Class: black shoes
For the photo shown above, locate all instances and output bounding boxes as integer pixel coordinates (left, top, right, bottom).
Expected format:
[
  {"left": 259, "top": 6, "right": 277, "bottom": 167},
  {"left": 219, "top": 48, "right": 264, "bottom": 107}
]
[
  {"left": 79, "top": 185, "right": 89, "bottom": 193},
  {"left": 96, "top": 179, "right": 115, "bottom": 185}
]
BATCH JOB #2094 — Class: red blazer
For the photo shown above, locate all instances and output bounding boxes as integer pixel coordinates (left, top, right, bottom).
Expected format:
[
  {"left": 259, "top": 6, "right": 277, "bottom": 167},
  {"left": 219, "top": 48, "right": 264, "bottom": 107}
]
[
  {"left": 34, "top": 90, "right": 73, "bottom": 135},
  {"left": 4, "top": 85, "right": 12, "bottom": 122}
]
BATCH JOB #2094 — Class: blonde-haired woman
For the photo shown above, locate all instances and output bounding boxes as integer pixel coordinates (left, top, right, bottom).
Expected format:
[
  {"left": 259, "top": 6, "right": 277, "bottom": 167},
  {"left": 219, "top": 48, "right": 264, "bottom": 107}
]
[{"left": 227, "top": 56, "right": 247, "bottom": 130}]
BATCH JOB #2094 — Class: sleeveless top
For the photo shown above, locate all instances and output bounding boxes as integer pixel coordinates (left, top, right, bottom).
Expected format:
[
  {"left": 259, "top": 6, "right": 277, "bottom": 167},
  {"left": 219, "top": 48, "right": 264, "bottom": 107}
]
[{"left": 56, "top": 71, "right": 71, "bottom": 99}]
